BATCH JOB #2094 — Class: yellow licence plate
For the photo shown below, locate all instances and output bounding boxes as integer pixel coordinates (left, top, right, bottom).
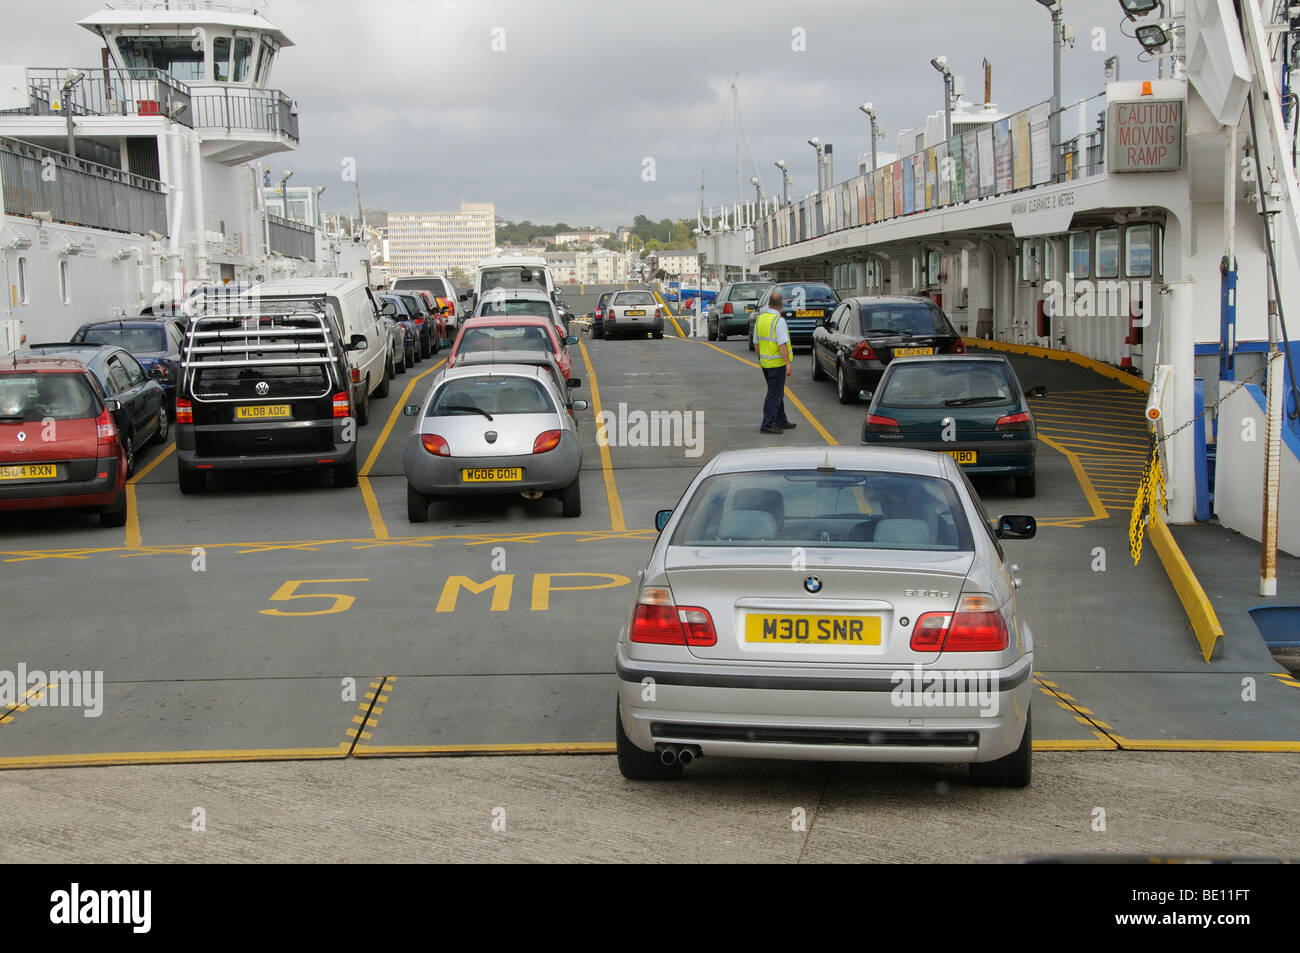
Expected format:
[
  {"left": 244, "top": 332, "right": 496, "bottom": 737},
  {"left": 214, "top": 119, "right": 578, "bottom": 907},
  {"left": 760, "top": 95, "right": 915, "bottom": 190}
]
[
  {"left": 744, "top": 613, "right": 882, "bottom": 645},
  {"left": 625, "top": 309, "right": 646, "bottom": 316},
  {"left": 944, "top": 450, "right": 978, "bottom": 464},
  {"left": 894, "top": 346, "right": 934, "bottom": 357},
  {"left": 744, "top": 304, "right": 756, "bottom": 311},
  {"left": 235, "top": 405, "right": 291, "bottom": 420},
  {"left": 795, "top": 309, "right": 824, "bottom": 318},
  {"left": 0, "top": 463, "right": 60, "bottom": 481},
  {"left": 461, "top": 467, "right": 523, "bottom": 483}
]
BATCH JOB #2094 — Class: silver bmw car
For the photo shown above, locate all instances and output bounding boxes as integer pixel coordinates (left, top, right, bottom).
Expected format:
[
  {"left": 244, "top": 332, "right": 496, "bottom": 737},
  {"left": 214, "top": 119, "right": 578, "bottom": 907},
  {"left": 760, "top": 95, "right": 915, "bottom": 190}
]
[
  {"left": 615, "top": 445, "right": 1036, "bottom": 786},
  {"left": 402, "top": 363, "right": 587, "bottom": 521}
]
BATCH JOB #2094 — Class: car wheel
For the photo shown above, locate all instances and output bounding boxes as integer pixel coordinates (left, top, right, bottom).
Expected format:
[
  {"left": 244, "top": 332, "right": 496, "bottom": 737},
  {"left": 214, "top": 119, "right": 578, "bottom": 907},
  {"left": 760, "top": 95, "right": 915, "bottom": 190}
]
[
  {"left": 616, "top": 702, "right": 681, "bottom": 780},
  {"left": 561, "top": 472, "right": 581, "bottom": 518},
  {"left": 652, "top": 329, "right": 664, "bottom": 340},
  {"left": 177, "top": 461, "right": 205, "bottom": 495},
  {"left": 1014, "top": 471, "right": 1037, "bottom": 498},
  {"left": 811, "top": 346, "right": 828, "bottom": 381},
  {"left": 747, "top": 327, "right": 755, "bottom": 351},
  {"left": 355, "top": 388, "right": 370, "bottom": 427},
  {"left": 123, "top": 431, "right": 137, "bottom": 477},
  {"left": 405, "top": 347, "right": 415, "bottom": 369},
  {"left": 151, "top": 405, "right": 170, "bottom": 446},
  {"left": 969, "top": 709, "right": 1032, "bottom": 788},
  {"left": 333, "top": 455, "right": 358, "bottom": 488},
  {"left": 99, "top": 489, "right": 128, "bottom": 528},
  {"left": 376, "top": 361, "right": 391, "bottom": 398},
  {"left": 836, "top": 364, "right": 855, "bottom": 404},
  {"left": 395, "top": 353, "right": 407, "bottom": 375},
  {"left": 387, "top": 355, "right": 396, "bottom": 381},
  {"left": 707, "top": 322, "right": 717, "bottom": 341},
  {"left": 407, "top": 484, "right": 429, "bottom": 523}
]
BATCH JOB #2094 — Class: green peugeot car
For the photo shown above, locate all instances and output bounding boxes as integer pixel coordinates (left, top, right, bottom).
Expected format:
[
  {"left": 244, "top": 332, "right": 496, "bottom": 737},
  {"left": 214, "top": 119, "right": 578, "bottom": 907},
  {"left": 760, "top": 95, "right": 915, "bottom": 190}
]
[{"left": 861, "top": 354, "right": 1044, "bottom": 497}]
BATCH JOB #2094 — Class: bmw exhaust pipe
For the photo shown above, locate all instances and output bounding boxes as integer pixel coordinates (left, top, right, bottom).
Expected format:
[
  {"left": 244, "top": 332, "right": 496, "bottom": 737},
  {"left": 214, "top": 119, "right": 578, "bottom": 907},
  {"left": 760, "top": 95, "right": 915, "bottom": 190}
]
[
  {"left": 656, "top": 744, "right": 678, "bottom": 765},
  {"left": 677, "top": 746, "right": 699, "bottom": 765}
]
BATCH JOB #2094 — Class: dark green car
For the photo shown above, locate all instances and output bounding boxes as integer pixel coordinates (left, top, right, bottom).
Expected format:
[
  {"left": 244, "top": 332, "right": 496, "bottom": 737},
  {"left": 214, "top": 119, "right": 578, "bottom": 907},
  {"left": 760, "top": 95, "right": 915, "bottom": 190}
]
[{"left": 861, "top": 355, "right": 1043, "bottom": 497}]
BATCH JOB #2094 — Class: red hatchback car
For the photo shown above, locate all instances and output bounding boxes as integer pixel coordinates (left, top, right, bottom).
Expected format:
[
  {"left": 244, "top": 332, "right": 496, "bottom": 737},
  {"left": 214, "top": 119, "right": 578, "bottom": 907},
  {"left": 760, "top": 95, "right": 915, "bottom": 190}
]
[
  {"left": 0, "top": 355, "right": 129, "bottom": 527},
  {"left": 448, "top": 317, "right": 575, "bottom": 380}
]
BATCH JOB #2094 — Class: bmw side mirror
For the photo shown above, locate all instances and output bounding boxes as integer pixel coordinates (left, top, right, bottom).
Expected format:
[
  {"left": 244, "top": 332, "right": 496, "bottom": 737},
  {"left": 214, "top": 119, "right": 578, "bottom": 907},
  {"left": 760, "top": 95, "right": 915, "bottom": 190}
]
[
  {"left": 572, "top": 399, "right": 590, "bottom": 412},
  {"left": 655, "top": 509, "right": 673, "bottom": 532},
  {"left": 564, "top": 335, "right": 579, "bottom": 346},
  {"left": 403, "top": 404, "right": 420, "bottom": 416},
  {"left": 995, "top": 514, "right": 1036, "bottom": 539},
  {"left": 1024, "top": 385, "right": 1047, "bottom": 398}
]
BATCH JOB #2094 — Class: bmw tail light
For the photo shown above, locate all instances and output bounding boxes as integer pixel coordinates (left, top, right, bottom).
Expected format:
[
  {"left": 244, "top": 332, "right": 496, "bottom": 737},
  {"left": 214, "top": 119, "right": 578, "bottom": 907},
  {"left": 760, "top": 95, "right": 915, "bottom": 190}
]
[
  {"left": 95, "top": 406, "right": 118, "bottom": 446},
  {"left": 995, "top": 411, "right": 1032, "bottom": 431},
  {"left": 629, "top": 588, "right": 716, "bottom": 646},
  {"left": 851, "top": 341, "right": 878, "bottom": 361},
  {"left": 532, "top": 429, "right": 561, "bottom": 454},
  {"left": 864, "top": 413, "right": 900, "bottom": 433},
  {"left": 332, "top": 392, "right": 350, "bottom": 418},
  {"left": 913, "top": 594, "right": 1010, "bottom": 652},
  {"left": 421, "top": 433, "right": 449, "bottom": 456},
  {"left": 175, "top": 398, "right": 192, "bottom": 425}
]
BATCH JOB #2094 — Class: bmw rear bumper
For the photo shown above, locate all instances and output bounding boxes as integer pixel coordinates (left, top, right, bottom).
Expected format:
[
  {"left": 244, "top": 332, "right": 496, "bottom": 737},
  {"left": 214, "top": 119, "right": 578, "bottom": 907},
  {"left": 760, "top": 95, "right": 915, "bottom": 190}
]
[{"left": 616, "top": 647, "right": 1033, "bottom": 763}]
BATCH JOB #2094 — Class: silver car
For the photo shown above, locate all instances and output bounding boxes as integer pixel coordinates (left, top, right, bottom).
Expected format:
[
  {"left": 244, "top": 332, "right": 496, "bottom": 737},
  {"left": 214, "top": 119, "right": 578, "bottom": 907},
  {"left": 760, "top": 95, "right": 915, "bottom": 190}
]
[
  {"left": 604, "top": 290, "right": 665, "bottom": 340},
  {"left": 474, "top": 287, "right": 566, "bottom": 338},
  {"left": 402, "top": 363, "right": 588, "bottom": 522},
  {"left": 615, "top": 446, "right": 1036, "bottom": 786}
]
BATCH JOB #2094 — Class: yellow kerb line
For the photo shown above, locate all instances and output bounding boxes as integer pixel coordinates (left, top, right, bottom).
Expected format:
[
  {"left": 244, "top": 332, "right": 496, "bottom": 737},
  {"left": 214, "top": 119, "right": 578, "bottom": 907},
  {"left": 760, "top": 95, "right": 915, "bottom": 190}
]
[
  {"left": 123, "top": 443, "right": 175, "bottom": 550},
  {"left": 578, "top": 341, "right": 626, "bottom": 532}
]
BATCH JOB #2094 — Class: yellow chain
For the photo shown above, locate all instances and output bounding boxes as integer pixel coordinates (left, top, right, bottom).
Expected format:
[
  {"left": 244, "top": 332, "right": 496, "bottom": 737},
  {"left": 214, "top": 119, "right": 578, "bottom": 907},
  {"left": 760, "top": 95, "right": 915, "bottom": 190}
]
[{"left": 1128, "top": 435, "right": 1165, "bottom": 565}]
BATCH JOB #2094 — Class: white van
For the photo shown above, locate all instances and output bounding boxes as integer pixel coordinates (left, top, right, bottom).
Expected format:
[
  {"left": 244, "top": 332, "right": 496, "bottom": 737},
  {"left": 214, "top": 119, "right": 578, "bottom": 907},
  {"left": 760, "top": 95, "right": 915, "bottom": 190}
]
[
  {"left": 245, "top": 278, "right": 390, "bottom": 425},
  {"left": 466, "top": 256, "right": 555, "bottom": 311}
]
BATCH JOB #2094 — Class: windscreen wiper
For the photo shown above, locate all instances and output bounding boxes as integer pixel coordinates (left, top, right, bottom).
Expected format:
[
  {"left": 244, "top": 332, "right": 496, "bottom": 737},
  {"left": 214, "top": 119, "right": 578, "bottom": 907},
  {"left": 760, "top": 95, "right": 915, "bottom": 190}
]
[
  {"left": 943, "top": 395, "right": 1006, "bottom": 406},
  {"left": 0, "top": 414, "right": 25, "bottom": 422},
  {"left": 442, "top": 404, "right": 494, "bottom": 420}
]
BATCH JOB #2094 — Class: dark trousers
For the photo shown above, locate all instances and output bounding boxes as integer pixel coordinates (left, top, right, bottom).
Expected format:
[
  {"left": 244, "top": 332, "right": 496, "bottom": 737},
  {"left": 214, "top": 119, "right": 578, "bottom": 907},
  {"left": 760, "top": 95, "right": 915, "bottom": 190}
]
[{"left": 761, "top": 365, "right": 789, "bottom": 429}]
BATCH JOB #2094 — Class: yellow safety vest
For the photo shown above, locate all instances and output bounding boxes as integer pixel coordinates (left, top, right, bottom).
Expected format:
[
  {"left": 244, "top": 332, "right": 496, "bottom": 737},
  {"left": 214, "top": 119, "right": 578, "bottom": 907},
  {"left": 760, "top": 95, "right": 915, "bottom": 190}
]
[{"left": 756, "top": 309, "right": 785, "bottom": 368}]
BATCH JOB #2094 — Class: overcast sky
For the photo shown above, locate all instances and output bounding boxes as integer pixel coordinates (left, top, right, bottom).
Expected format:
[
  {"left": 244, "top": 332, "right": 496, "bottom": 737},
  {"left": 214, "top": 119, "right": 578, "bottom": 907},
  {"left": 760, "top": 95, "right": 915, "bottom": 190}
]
[{"left": 5, "top": 0, "right": 1160, "bottom": 228}]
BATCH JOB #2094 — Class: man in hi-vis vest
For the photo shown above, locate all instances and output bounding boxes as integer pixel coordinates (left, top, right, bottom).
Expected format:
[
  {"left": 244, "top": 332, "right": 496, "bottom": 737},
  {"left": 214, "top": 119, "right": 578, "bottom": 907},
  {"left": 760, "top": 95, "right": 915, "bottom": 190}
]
[{"left": 754, "top": 290, "right": 796, "bottom": 434}]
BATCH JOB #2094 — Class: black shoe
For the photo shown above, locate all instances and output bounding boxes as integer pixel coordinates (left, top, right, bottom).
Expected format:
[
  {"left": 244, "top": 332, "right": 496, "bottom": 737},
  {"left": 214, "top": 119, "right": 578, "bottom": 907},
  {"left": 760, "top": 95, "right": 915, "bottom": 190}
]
[
  {"left": 779, "top": 422, "right": 797, "bottom": 429},
  {"left": 759, "top": 426, "right": 783, "bottom": 434}
]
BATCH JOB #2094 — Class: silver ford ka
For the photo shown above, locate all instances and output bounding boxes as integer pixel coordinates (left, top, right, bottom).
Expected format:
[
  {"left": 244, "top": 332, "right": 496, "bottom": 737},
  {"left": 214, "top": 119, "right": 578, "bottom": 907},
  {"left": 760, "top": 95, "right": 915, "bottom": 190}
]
[
  {"left": 615, "top": 446, "right": 1037, "bottom": 786},
  {"left": 403, "top": 363, "right": 587, "bottom": 521}
]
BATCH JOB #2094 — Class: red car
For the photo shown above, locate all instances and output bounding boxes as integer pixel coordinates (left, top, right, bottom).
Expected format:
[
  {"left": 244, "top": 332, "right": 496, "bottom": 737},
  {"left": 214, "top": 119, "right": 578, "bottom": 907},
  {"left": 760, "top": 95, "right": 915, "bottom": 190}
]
[
  {"left": 448, "top": 317, "right": 575, "bottom": 381},
  {"left": 0, "top": 355, "right": 129, "bottom": 527},
  {"left": 413, "top": 289, "right": 448, "bottom": 346}
]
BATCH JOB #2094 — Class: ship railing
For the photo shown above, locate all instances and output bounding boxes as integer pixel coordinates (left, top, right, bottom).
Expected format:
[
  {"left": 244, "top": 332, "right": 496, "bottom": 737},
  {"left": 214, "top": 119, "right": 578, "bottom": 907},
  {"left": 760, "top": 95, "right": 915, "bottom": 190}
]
[
  {"left": 189, "top": 88, "right": 299, "bottom": 143},
  {"left": 268, "top": 213, "right": 315, "bottom": 260},
  {"left": 0, "top": 67, "right": 193, "bottom": 127},
  {"left": 0, "top": 136, "right": 167, "bottom": 235}
]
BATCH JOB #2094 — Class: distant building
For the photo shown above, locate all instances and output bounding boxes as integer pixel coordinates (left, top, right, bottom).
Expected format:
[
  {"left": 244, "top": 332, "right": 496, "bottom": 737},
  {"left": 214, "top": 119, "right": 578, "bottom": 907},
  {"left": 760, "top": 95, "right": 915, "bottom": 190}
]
[
  {"left": 576, "top": 249, "right": 632, "bottom": 284},
  {"left": 647, "top": 250, "right": 699, "bottom": 279},
  {"left": 385, "top": 202, "right": 496, "bottom": 276},
  {"left": 553, "top": 230, "right": 610, "bottom": 247}
]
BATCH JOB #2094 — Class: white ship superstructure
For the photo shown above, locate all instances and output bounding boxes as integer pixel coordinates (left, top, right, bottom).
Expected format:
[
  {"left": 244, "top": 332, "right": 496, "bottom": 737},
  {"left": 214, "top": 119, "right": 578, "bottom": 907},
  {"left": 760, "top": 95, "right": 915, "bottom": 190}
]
[{"left": 0, "top": 0, "right": 367, "bottom": 348}]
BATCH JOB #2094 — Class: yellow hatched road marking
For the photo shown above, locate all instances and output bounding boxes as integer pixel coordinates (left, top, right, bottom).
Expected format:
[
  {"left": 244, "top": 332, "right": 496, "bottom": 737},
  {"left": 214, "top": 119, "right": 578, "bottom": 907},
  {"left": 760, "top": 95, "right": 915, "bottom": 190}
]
[
  {"left": 578, "top": 340, "right": 626, "bottom": 531},
  {"left": 124, "top": 443, "right": 175, "bottom": 550}
]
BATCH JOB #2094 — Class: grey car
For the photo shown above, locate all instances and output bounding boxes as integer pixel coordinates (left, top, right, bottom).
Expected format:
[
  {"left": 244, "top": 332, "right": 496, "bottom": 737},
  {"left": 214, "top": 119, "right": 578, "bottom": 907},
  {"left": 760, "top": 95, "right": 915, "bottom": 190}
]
[
  {"left": 402, "top": 363, "right": 588, "bottom": 522},
  {"left": 615, "top": 445, "right": 1036, "bottom": 786}
]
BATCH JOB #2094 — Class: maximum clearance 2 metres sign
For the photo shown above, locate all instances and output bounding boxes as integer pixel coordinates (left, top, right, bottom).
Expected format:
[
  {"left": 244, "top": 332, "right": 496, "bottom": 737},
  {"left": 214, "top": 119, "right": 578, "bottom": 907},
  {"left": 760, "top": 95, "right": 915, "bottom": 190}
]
[{"left": 1108, "top": 99, "right": 1184, "bottom": 173}]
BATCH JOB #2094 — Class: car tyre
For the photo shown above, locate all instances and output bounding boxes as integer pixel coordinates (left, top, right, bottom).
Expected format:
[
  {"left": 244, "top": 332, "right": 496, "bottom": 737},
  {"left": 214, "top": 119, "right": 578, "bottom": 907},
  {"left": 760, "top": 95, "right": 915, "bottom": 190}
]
[
  {"left": 811, "top": 346, "right": 828, "bottom": 381},
  {"left": 653, "top": 329, "right": 664, "bottom": 340},
  {"left": 1014, "top": 471, "right": 1037, "bottom": 498},
  {"left": 356, "top": 388, "right": 370, "bottom": 427},
  {"left": 99, "top": 489, "right": 128, "bottom": 528},
  {"left": 747, "top": 326, "right": 755, "bottom": 351},
  {"left": 407, "top": 484, "right": 429, "bottom": 523},
  {"left": 707, "top": 322, "right": 718, "bottom": 341},
  {"left": 395, "top": 353, "right": 407, "bottom": 375},
  {"left": 836, "top": 363, "right": 855, "bottom": 404},
  {"left": 123, "top": 431, "right": 137, "bottom": 477},
  {"left": 151, "top": 405, "right": 170, "bottom": 446},
  {"left": 970, "top": 709, "right": 1032, "bottom": 788},
  {"left": 561, "top": 473, "right": 581, "bottom": 518},
  {"left": 177, "top": 462, "right": 205, "bottom": 495},
  {"left": 420, "top": 335, "right": 431, "bottom": 360},
  {"left": 616, "top": 703, "right": 682, "bottom": 780},
  {"left": 376, "top": 361, "right": 391, "bottom": 398},
  {"left": 334, "top": 455, "right": 358, "bottom": 488}
]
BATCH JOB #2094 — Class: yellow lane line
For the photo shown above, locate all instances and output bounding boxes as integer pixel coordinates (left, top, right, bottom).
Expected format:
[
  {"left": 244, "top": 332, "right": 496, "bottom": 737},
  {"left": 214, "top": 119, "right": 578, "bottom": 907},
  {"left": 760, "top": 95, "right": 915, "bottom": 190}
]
[
  {"left": 354, "top": 741, "right": 617, "bottom": 757},
  {"left": 1038, "top": 434, "right": 1110, "bottom": 523},
  {"left": 0, "top": 745, "right": 350, "bottom": 770},
  {"left": 651, "top": 289, "right": 686, "bottom": 337},
  {"left": 690, "top": 338, "right": 839, "bottom": 446},
  {"left": 124, "top": 442, "right": 175, "bottom": 550},
  {"left": 358, "top": 359, "right": 445, "bottom": 540},
  {"left": 578, "top": 341, "right": 626, "bottom": 532}
]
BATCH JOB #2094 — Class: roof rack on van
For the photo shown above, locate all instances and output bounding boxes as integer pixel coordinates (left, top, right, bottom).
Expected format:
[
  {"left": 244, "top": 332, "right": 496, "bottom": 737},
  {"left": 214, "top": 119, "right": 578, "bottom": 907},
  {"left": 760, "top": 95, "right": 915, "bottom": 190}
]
[{"left": 182, "top": 309, "right": 340, "bottom": 374}]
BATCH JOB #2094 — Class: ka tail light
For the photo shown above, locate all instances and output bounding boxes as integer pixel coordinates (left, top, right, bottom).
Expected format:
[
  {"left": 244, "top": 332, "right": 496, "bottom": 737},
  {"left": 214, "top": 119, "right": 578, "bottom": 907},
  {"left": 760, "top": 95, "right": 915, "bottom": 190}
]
[
  {"left": 532, "top": 429, "right": 561, "bottom": 454},
  {"left": 175, "top": 397, "right": 192, "bottom": 425},
  {"left": 332, "top": 392, "right": 350, "bottom": 418},
  {"left": 421, "top": 433, "right": 449, "bottom": 456},
  {"left": 951, "top": 338, "right": 967, "bottom": 354},
  {"left": 851, "top": 341, "right": 878, "bottom": 361},
  {"left": 995, "top": 411, "right": 1032, "bottom": 431},
  {"left": 864, "top": 413, "right": 900, "bottom": 433},
  {"left": 723, "top": 302, "right": 734, "bottom": 315},
  {"left": 629, "top": 588, "right": 717, "bottom": 646},
  {"left": 912, "top": 594, "right": 1010, "bottom": 652},
  {"left": 95, "top": 406, "right": 118, "bottom": 446}
]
